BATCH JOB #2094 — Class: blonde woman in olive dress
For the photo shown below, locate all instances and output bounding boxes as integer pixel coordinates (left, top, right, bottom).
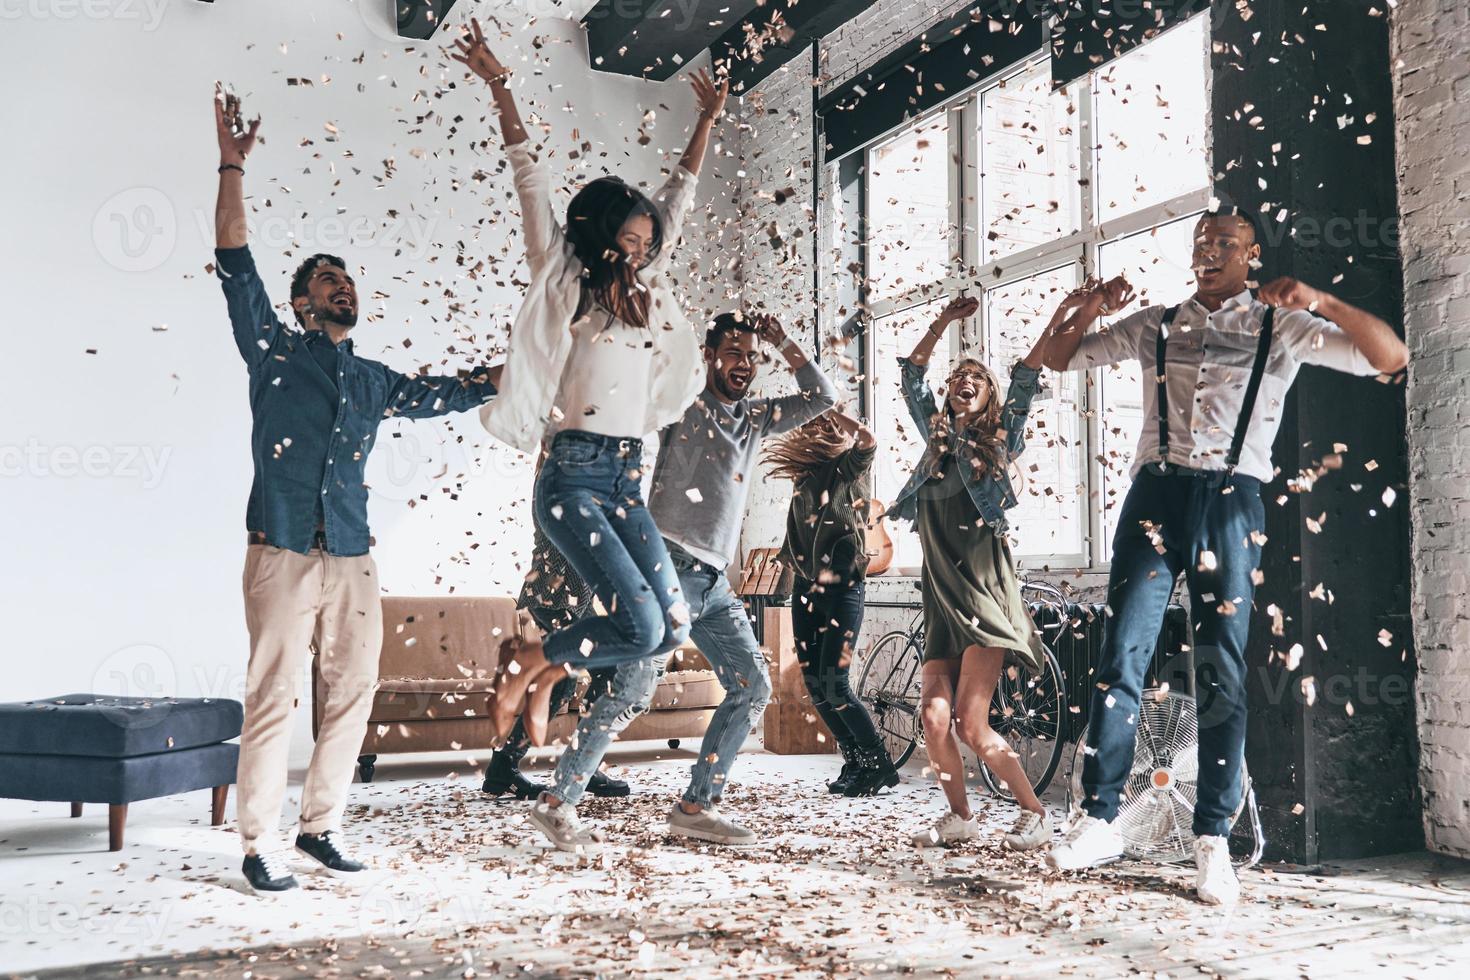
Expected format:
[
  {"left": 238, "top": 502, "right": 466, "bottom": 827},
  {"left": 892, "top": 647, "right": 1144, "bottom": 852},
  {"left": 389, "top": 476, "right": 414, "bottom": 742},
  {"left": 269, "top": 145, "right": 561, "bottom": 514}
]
[{"left": 887, "top": 293, "right": 1076, "bottom": 852}]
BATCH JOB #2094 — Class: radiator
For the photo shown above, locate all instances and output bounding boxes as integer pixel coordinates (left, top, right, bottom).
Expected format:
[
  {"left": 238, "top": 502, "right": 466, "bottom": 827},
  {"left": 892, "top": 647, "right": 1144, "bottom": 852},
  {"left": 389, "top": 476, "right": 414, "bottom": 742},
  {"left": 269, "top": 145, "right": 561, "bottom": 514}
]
[{"left": 1030, "top": 601, "right": 1189, "bottom": 744}]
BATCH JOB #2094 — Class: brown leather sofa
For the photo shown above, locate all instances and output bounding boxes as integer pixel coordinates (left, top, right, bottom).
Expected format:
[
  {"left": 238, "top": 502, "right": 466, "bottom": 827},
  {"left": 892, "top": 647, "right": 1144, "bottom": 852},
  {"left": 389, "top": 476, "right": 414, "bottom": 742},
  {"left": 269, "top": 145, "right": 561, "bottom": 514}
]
[{"left": 311, "top": 596, "right": 725, "bottom": 781}]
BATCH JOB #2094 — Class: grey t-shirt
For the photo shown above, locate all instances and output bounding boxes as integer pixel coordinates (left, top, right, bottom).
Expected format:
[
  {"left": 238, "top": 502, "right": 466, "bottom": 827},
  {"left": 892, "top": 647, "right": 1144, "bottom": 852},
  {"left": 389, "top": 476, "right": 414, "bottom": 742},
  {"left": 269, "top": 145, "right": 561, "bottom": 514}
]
[{"left": 649, "top": 359, "right": 837, "bottom": 569}]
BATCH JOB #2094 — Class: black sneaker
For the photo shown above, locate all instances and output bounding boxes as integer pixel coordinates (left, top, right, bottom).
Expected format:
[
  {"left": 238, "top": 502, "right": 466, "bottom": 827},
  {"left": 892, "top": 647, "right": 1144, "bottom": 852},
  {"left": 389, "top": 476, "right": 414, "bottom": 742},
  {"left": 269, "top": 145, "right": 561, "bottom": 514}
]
[
  {"left": 294, "top": 831, "right": 366, "bottom": 876},
  {"left": 483, "top": 766, "right": 547, "bottom": 800},
  {"left": 242, "top": 852, "right": 299, "bottom": 894},
  {"left": 827, "top": 761, "right": 860, "bottom": 795},
  {"left": 587, "top": 770, "right": 630, "bottom": 798}
]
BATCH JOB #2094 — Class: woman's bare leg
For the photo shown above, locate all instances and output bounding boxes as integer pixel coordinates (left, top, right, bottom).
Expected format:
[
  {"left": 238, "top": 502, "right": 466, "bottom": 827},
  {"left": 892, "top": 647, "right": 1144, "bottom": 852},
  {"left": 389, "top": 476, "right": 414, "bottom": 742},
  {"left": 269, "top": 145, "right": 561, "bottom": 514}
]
[
  {"left": 954, "top": 645, "right": 1045, "bottom": 815},
  {"left": 919, "top": 659, "right": 971, "bottom": 818}
]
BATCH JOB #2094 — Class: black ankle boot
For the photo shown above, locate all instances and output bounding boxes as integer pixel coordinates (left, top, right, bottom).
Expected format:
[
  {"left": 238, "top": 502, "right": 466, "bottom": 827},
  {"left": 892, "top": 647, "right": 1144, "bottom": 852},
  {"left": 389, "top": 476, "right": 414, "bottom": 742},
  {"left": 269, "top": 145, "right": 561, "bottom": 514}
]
[
  {"left": 482, "top": 757, "right": 546, "bottom": 800},
  {"left": 587, "top": 769, "right": 631, "bottom": 798},
  {"left": 827, "top": 746, "right": 861, "bottom": 794},
  {"left": 843, "top": 748, "right": 900, "bottom": 797}
]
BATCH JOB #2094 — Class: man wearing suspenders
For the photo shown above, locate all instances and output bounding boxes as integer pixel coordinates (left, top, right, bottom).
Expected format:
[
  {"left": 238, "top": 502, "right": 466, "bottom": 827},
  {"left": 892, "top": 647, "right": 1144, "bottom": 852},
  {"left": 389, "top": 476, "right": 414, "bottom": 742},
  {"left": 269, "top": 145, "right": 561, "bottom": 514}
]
[{"left": 1039, "top": 209, "right": 1409, "bottom": 904}]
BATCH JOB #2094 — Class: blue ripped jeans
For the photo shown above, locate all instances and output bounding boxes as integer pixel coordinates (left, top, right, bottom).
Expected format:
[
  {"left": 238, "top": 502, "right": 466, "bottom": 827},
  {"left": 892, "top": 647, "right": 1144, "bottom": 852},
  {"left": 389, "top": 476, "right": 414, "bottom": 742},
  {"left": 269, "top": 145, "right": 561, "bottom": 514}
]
[
  {"left": 533, "top": 431, "right": 690, "bottom": 671},
  {"left": 668, "top": 542, "right": 773, "bottom": 808}
]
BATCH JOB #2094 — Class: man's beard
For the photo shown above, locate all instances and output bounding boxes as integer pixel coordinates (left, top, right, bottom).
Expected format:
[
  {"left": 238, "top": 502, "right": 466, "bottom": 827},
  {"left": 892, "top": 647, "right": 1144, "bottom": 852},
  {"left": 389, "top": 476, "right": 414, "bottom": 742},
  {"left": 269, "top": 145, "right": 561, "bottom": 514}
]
[
  {"left": 311, "top": 300, "right": 358, "bottom": 329},
  {"left": 713, "top": 372, "right": 748, "bottom": 401}
]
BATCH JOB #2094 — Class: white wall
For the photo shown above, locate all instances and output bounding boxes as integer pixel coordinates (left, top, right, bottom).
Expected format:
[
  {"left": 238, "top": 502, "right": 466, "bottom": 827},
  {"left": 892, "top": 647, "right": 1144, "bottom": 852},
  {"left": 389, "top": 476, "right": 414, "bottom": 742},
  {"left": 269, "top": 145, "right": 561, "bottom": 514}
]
[
  {"left": 0, "top": 0, "right": 739, "bottom": 763},
  {"left": 1392, "top": 0, "right": 1470, "bottom": 859}
]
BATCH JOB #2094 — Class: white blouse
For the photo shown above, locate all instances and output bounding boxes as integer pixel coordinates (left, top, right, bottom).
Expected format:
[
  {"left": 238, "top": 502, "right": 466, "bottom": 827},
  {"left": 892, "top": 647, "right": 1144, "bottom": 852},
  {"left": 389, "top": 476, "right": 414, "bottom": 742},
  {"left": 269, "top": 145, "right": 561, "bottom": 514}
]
[
  {"left": 479, "top": 142, "right": 704, "bottom": 453},
  {"left": 550, "top": 306, "right": 655, "bottom": 439}
]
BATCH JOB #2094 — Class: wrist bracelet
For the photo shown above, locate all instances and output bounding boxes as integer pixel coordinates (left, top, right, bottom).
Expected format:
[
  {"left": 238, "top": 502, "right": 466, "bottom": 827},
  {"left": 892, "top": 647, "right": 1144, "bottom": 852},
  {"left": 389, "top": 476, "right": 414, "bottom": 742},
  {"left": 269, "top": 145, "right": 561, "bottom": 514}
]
[{"left": 218, "top": 163, "right": 245, "bottom": 175}]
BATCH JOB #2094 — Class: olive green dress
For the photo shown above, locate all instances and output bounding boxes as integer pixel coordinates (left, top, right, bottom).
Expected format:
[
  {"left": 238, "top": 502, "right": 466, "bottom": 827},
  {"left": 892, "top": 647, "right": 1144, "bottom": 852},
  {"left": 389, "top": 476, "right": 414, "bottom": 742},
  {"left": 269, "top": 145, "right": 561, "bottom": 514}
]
[{"left": 916, "top": 453, "right": 1046, "bottom": 673}]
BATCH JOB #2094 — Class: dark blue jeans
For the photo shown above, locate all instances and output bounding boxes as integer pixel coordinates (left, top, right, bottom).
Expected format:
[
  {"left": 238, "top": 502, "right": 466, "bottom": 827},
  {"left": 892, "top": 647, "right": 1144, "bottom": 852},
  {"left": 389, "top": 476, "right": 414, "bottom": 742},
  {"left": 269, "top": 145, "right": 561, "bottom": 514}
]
[
  {"left": 791, "top": 577, "right": 884, "bottom": 756},
  {"left": 532, "top": 431, "right": 689, "bottom": 670},
  {"left": 1081, "top": 468, "right": 1264, "bottom": 837}
]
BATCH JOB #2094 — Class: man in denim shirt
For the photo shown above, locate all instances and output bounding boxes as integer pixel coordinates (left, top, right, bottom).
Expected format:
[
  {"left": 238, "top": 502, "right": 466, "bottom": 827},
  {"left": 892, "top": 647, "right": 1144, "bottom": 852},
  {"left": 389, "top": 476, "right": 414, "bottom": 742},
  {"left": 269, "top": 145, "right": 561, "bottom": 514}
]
[{"left": 212, "top": 89, "right": 499, "bottom": 894}]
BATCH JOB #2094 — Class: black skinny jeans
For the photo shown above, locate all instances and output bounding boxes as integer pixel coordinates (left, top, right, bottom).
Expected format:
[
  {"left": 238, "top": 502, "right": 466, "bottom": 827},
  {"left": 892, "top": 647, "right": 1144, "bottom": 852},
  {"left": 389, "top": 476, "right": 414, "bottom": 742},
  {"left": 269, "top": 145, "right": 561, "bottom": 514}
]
[{"left": 791, "top": 577, "right": 884, "bottom": 757}]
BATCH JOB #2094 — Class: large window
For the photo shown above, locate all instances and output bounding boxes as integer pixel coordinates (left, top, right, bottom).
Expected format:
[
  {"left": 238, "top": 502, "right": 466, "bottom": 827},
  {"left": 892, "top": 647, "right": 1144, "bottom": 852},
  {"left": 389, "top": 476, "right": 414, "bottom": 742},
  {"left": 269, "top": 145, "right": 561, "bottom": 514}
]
[{"left": 854, "top": 15, "right": 1210, "bottom": 571}]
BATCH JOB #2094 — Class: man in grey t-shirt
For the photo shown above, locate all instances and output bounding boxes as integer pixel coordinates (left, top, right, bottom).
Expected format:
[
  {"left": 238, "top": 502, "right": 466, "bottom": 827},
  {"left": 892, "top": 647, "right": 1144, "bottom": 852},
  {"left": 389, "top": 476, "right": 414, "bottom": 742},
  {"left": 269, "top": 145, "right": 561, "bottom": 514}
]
[{"left": 649, "top": 312, "right": 838, "bottom": 845}]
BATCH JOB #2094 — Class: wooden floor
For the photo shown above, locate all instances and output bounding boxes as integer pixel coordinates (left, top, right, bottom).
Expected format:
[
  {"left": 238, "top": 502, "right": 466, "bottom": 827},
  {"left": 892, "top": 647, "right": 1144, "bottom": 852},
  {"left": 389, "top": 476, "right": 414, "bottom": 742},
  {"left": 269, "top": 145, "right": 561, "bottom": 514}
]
[{"left": 6, "top": 749, "right": 1469, "bottom": 978}]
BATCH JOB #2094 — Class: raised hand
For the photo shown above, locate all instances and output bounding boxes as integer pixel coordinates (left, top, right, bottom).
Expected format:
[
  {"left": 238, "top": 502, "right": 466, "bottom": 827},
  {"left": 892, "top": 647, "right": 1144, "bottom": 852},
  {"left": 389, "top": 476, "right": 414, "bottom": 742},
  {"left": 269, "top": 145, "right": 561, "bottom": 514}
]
[
  {"left": 451, "top": 17, "right": 510, "bottom": 86},
  {"left": 1258, "top": 276, "right": 1322, "bottom": 310},
  {"left": 755, "top": 313, "right": 787, "bottom": 347},
  {"left": 214, "top": 82, "right": 260, "bottom": 165},
  {"left": 1097, "top": 274, "right": 1137, "bottom": 315},
  {"left": 690, "top": 68, "right": 729, "bottom": 123},
  {"left": 938, "top": 295, "right": 980, "bottom": 325}
]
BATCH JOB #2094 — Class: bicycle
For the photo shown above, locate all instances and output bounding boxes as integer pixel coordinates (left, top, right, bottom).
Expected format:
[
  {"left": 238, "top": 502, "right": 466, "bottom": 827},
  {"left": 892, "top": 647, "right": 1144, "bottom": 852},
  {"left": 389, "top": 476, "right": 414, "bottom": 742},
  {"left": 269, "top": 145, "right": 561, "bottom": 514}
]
[{"left": 853, "top": 580, "right": 1071, "bottom": 800}]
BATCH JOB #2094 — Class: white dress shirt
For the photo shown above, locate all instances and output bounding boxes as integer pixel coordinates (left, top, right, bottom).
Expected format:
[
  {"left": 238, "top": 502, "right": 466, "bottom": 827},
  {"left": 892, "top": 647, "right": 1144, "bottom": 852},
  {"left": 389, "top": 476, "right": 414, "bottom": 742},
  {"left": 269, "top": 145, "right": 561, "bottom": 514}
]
[
  {"left": 479, "top": 142, "right": 704, "bottom": 453},
  {"left": 1068, "top": 290, "right": 1381, "bottom": 481}
]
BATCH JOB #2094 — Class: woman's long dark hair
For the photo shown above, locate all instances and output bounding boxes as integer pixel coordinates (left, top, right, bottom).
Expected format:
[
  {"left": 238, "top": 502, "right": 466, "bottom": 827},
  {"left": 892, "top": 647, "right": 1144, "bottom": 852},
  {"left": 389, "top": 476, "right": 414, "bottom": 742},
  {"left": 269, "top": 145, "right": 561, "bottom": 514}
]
[{"left": 565, "top": 176, "right": 664, "bottom": 329}]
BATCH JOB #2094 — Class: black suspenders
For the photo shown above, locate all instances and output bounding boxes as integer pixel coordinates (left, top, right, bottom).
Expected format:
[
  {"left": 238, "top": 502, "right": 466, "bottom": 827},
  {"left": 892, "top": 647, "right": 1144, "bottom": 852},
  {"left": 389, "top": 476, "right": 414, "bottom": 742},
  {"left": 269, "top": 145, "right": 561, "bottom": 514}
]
[{"left": 1154, "top": 302, "right": 1276, "bottom": 474}]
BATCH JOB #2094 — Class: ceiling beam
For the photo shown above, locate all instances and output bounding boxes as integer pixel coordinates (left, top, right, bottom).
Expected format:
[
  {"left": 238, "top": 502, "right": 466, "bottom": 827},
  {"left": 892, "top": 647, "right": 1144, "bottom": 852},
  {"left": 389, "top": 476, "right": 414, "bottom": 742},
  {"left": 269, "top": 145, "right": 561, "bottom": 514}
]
[
  {"left": 712, "top": 0, "right": 879, "bottom": 93},
  {"left": 395, "top": 0, "right": 461, "bottom": 40},
  {"left": 584, "top": 1, "right": 763, "bottom": 81}
]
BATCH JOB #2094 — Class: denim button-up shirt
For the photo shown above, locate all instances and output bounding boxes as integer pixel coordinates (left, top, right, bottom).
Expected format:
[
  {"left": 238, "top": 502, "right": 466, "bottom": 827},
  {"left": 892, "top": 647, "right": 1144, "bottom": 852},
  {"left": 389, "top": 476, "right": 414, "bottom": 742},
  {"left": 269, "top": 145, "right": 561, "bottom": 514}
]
[
  {"left": 889, "top": 358, "right": 1042, "bottom": 533},
  {"left": 218, "top": 246, "right": 497, "bottom": 556}
]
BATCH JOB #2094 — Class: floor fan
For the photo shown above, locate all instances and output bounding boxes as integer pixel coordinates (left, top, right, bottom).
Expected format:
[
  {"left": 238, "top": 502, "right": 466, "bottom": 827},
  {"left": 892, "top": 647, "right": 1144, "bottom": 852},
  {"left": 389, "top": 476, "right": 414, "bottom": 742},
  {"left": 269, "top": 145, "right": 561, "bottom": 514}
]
[{"left": 1069, "top": 688, "right": 1264, "bottom": 868}]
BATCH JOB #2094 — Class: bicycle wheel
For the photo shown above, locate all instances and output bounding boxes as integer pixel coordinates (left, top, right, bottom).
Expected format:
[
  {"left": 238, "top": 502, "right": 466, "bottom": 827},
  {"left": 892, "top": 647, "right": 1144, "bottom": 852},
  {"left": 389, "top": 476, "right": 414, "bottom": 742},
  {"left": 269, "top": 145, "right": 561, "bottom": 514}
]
[
  {"left": 978, "top": 641, "right": 1067, "bottom": 800},
  {"left": 854, "top": 630, "right": 924, "bottom": 769}
]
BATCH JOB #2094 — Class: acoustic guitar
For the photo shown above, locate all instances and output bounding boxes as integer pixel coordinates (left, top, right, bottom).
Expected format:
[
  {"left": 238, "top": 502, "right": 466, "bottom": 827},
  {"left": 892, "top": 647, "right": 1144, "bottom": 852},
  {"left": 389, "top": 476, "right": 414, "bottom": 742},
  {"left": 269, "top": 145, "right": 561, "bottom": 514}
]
[{"left": 863, "top": 500, "right": 896, "bottom": 576}]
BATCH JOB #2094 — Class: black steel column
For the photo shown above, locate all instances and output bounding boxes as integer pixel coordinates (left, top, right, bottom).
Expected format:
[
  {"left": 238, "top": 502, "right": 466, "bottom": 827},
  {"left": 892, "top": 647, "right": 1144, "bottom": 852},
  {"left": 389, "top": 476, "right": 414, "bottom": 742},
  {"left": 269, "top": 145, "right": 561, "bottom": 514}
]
[{"left": 1211, "top": 0, "right": 1419, "bottom": 864}]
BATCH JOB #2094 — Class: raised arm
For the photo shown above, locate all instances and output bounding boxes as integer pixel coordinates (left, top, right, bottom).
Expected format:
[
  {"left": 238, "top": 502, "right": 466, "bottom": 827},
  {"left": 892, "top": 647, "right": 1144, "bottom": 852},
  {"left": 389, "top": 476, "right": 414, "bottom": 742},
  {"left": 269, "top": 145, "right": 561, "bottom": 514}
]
[
  {"left": 214, "top": 82, "right": 259, "bottom": 249},
  {"left": 453, "top": 19, "right": 562, "bottom": 276},
  {"left": 212, "top": 85, "right": 286, "bottom": 370},
  {"left": 1040, "top": 275, "right": 1135, "bottom": 372},
  {"left": 678, "top": 69, "right": 729, "bottom": 178},
  {"left": 1258, "top": 277, "right": 1409, "bottom": 374},
  {"left": 907, "top": 295, "right": 975, "bottom": 368},
  {"left": 827, "top": 406, "right": 876, "bottom": 452},
  {"left": 754, "top": 315, "right": 839, "bottom": 436},
  {"left": 452, "top": 18, "right": 527, "bottom": 147}
]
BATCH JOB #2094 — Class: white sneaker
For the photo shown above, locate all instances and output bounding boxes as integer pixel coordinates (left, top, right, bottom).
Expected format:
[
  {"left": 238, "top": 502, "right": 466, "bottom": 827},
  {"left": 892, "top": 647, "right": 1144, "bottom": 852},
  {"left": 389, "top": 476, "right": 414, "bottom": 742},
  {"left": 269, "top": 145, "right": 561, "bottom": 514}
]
[
  {"left": 910, "top": 811, "right": 980, "bottom": 849},
  {"left": 1003, "top": 809, "right": 1053, "bottom": 852},
  {"left": 1044, "top": 810, "right": 1124, "bottom": 870},
  {"left": 666, "top": 805, "right": 758, "bottom": 846},
  {"left": 1194, "top": 835, "right": 1240, "bottom": 905},
  {"left": 528, "top": 799, "right": 604, "bottom": 854}
]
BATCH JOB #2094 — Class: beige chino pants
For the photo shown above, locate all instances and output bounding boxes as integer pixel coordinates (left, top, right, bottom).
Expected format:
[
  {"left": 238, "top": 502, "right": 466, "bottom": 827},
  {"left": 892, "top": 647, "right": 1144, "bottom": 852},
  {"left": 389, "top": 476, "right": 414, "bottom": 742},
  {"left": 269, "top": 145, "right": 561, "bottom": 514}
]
[{"left": 236, "top": 544, "right": 382, "bottom": 854}]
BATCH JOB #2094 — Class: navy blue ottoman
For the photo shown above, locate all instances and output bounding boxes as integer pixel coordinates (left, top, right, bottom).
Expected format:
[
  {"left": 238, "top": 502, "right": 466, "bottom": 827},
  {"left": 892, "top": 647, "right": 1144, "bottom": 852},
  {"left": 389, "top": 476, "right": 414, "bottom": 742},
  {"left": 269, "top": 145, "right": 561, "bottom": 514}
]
[{"left": 0, "top": 694, "right": 243, "bottom": 851}]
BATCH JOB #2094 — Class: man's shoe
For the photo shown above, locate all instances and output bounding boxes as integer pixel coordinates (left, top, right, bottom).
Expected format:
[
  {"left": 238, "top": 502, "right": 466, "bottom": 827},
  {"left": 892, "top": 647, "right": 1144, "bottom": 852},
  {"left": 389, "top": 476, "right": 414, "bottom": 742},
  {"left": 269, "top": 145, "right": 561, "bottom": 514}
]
[
  {"left": 528, "top": 798, "right": 605, "bottom": 854},
  {"left": 1044, "top": 811, "right": 1124, "bottom": 871},
  {"left": 1194, "top": 835, "right": 1240, "bottom": 905},
  {"left": 587, "top": 770, "right": 630, "bottom": 798},
  {"left": 910, "top": 811, "right": 980, "bottom": 849},
  {"left": 242, "top": 852, "right": 299, "bottom": 894},
  {"left": 1003, "top": 809, "right": 1053, "bottom": 851},
  {"left": 483, "top": 766, "right": 547, "bottom": 800},
  {"left": 295, "top": 830, "right": 366, "bottom": 876},
  {"left": 827, "top": 760, "right": 860, "bottom": 795},
  {"left": 843, "top": 749, "right": 900, "bottom": 797},
  {"left": 667, "top": 804, "right": 758, "bottom": 846}
]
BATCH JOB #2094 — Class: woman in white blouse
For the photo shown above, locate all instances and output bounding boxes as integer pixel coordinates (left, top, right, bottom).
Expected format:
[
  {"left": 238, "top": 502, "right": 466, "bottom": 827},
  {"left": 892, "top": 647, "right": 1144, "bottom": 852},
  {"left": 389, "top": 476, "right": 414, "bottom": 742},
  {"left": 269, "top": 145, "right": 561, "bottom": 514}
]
[{"left": 452, "top": 19, "right": 727, "bottom": 750}]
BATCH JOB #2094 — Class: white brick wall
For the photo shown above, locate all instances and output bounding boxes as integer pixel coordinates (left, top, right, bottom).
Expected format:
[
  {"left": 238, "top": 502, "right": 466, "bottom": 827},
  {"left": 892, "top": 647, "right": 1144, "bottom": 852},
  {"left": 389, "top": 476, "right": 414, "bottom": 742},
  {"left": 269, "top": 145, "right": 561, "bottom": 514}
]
[{"left": 1393, "top": 0, "right": 1470, "bottom": 859}]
